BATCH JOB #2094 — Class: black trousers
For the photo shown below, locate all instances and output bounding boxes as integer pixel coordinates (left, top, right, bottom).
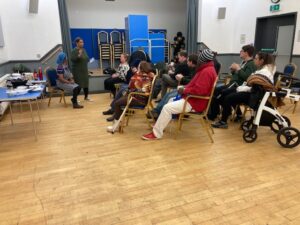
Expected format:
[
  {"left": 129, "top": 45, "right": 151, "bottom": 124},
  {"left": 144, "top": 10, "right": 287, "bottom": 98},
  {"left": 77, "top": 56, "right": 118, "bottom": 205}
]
[
  {"left": 104, "top": 77, "right": 124, "bottom": 96},
  {"left": 71, "top": 86, "right": 81, "bottom": 104},
  {"left": 221, "top": 92, "right": 251, "bottom": 122},
  {"left": 209, "top": 84, "right": 237, "bottom": 120}
]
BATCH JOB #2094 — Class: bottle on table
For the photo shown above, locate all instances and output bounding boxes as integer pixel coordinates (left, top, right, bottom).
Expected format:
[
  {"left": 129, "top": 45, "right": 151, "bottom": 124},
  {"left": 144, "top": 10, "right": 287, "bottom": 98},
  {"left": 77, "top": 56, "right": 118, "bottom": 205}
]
[{"left": 38, "top": 67, "right": 43, "bottom": 80}]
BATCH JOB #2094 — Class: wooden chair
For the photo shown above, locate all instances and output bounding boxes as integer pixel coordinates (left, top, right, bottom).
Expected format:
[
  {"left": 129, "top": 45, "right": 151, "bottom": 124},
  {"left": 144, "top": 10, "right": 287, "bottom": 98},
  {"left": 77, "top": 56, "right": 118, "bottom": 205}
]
[
  {"left": 45, "top": 67, "right": 67, "bottom": 107},
  {"left": 119, "top": 74, "right": 158, "bottom": 132},
  {"left": 177, "top": 78, "right": 218, "bottom": 143}
]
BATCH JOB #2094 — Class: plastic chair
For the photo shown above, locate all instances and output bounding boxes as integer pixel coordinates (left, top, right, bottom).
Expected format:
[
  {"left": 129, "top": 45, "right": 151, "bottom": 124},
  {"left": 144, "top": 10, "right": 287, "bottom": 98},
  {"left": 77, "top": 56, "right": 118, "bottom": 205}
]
[
  {"left": 176, "top": 78, "right": 218, "bottom": 143},
  {"left": 45, "top": 67, "right": 67, "bottom": 107}
]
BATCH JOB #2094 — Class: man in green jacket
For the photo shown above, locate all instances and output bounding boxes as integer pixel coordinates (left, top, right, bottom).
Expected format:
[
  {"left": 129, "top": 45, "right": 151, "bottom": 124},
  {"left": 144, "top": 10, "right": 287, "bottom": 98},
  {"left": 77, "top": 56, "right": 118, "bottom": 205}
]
[
  {"left": 208, "top": 44, "right": 256, "bottom": 121},
  {"left": 71, "top": 37, "right": 91, "bottom": 101}
]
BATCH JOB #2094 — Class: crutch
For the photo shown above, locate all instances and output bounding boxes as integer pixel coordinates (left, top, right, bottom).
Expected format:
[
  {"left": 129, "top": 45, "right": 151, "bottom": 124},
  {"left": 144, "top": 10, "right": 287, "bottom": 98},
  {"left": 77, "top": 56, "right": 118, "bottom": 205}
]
[{"left": 107, "top": 97, "right": 133, "bottom": 134}]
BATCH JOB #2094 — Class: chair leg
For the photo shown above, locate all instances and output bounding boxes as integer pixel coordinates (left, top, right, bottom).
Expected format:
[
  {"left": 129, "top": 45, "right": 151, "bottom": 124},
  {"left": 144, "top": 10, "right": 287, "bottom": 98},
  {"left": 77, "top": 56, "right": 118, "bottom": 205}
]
[
  {"left": 48, "top": 92, "right": 52, "bottom": 107},
  {"left": 177, "top": 113, "right": 184, "bottom": 131},
  {"left": 62, "top": 93, "right": 67, "bottom": 107},
  {"left": 293, "top": 101, "right": 298, "bottom": 114},
  {"left": 200, "top": 118, "right": 214, "bottom": 143}
]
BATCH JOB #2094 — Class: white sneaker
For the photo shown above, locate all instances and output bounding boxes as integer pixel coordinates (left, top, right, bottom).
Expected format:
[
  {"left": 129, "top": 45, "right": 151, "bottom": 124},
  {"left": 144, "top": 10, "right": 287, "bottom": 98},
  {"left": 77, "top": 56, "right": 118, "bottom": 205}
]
[
  {"left": 107, "top": 120, "right": 119, "bottom": 133},
  {"left": 84, "top": 98, "right": 93, "bottom": 102}
]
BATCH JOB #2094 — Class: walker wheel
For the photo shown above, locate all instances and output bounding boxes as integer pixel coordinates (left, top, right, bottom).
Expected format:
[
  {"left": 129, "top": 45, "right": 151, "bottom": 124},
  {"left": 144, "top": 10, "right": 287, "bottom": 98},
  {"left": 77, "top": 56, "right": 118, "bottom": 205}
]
[
  {"left": 277, "top": 127, "right": 300, "bottom": 148},
  {"left": 271, "top": 116, "right": 291, "bottom": 133},
  {"left": 241, "top": 120, "right": 253, "bottom": 131},
  {"left": 243, "top": 130, "right": 257, "bottom": 143}
]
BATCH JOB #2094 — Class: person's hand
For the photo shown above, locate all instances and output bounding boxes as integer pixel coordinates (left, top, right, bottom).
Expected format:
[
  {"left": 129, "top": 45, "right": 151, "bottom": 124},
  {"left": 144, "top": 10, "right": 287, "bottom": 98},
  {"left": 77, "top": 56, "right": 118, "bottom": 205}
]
[
  {"left": 230, "top": 63, "right": 240, "bottom": 71},
  {"left": 78, "top": 49, "right": 83, "bottom": 57},
  {"left": 175, "top": 74, "right": 184, "bottom": 81},
  {"left": 132, "top": 67, "right": 137, "bottom": 73},
  {"left": 177, "top": 86, "right": 185, "bottom": 94},
  {"left": 111, "top": 73, "right": 118, "bottom": 78}
]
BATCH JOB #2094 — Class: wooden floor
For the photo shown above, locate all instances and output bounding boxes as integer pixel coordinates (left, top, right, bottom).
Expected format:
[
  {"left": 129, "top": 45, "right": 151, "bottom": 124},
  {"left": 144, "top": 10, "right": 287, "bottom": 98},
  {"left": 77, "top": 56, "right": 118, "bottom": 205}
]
[{"left": 0, "top": 93, "right": 300, "bottom": 225}]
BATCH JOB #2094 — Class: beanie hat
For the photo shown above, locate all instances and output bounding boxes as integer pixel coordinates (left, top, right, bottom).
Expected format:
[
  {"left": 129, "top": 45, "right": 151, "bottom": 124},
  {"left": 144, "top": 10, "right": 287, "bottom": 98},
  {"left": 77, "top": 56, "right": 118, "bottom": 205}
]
[
  {"left": 198, "top": 49, "right": 214, "bottom": 63},
  {"left": 56, "top": 52, "right": 67, "bottom": 65}
]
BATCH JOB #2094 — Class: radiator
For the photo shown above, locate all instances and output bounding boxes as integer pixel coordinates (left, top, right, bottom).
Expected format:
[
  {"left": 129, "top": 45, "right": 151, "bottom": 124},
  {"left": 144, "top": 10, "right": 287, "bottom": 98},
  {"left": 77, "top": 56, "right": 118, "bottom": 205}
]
[{"left": 0, "top": 74, "right": 10, "bottom": 116}]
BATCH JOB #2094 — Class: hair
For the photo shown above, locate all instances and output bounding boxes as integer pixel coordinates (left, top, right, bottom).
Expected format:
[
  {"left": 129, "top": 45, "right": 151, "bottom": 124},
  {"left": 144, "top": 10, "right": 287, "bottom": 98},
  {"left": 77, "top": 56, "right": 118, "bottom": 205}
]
[
  {"left": 177, "top": 32, "right": 183, "bottom": 37},
  {"left": 256, "top": 52, "right": 275, "bottom": 67},
  {"left": 242, "top": 44, "right": 255, "bottom": 57},
  {"left": 188, "top": 54, "right": 198, "bottom": 65},
  {"left": 74, "top": 37, "right": 83, "bottom": 44},
  {"left": 121, "top": 53, "right": 129, "bottom": 61},
  {"left": 139, "top": 61, "right": 152, "bottom": 74},
  {"left": 178, "top": 50, "right": 188, "bottom": 58}
]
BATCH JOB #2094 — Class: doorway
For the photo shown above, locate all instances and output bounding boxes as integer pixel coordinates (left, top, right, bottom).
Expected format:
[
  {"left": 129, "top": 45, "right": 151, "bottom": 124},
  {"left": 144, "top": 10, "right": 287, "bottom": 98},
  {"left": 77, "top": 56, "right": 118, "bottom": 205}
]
[{"left": 254, "top": 13, "right": 297, "bottom": 71}]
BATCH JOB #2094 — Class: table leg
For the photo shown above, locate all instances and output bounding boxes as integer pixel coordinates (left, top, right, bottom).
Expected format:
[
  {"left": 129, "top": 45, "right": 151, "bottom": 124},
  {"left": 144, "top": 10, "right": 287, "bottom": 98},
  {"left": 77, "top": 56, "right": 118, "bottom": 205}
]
[
  {"left": 28, "top": 100, "right": 37, "bottom": 141},
  {"left": 35, "top": 99, "right": 41, "bottom": 122},
  {"left": 9, "top": 103, "right": 14, "bottom": 125}
]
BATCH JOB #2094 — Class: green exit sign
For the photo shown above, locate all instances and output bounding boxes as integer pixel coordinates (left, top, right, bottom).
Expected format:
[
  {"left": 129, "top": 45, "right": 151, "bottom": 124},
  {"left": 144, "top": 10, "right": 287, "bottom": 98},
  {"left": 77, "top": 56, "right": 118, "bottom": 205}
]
[{"left": 270, "top": 4, "right": 280, "bottom": 12}]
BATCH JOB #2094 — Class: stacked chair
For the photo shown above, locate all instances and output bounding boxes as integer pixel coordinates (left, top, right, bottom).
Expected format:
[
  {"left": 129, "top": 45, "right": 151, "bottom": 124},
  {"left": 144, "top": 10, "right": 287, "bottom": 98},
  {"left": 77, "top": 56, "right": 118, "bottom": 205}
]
[
  {"left": 110, "top": 30, "right": 125, "bottom": 68},
  {"left": 98, "top": 31, "right": 112, "bottom": 69}
]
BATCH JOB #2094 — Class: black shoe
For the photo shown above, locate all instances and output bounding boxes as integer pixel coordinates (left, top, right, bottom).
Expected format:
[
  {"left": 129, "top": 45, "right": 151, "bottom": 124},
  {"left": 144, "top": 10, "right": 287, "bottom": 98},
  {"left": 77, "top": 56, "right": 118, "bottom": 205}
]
[
  {"left": 146, "top": 110, "right": 158, "bottom": 119},
  {"left": 106, "top": 115, "right": 115, "bottom": 122},
  {"left": 103, "top": 109, "right": 114, "bottom": 115},
  {"left": 211, "top": 120, "right": 228, "bottom": 129},
  {"left": 73, "top": 103, "right": 84, "bottom": 109}
]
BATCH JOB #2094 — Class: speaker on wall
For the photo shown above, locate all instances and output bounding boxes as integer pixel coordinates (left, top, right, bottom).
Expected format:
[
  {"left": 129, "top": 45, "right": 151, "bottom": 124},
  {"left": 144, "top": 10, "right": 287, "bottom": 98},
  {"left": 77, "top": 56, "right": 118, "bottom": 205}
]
[
  {"left": 217, "top": 7, "right": 226, "bottom": 20},
  {"left": 29, "top": 0, "right": 39, "bottom": 14}
]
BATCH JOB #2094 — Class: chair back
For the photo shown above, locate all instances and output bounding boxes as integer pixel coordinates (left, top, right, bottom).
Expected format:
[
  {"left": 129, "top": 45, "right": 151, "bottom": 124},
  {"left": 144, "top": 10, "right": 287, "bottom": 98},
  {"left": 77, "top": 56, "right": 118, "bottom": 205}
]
[
  {"left": 45, "top": 67, "right": 58, "bottom": 87},
  {"left": 146, "top": 74, "right": 158, "bottom": 107},
  {"left": 110, "top": 30, "right": 122, "bottom": 44},
  {"left": 283, "top": 63, "right": 297, "bottom": 77},
  {"left": 98, "top": 31, "right": 109, "bottom": 44},
  {"left": 203, "top": 77, "right": 219, "bottom": 117}
]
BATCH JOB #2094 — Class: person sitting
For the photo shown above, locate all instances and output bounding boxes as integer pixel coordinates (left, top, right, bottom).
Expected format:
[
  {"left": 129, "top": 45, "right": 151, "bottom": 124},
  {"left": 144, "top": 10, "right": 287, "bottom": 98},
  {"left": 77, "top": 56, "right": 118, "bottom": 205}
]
[
  {"left": 104, "top": 53, "right": 129, "bottom": 97},
  {"left": 56, "top": 52, "right": 83, "bottom": 109},
  {"left": 106, "top": 61, "right": 154, "bottom": 132},
  {"left": 208, "top": 44, "right": 256, "bottom": 121},
  {"left": 212, "top": 52, "right": 276, "bottom": 129},
  {"left": 142, "top": 49, "right": 217, "bottom": 140},
  {"left": 149, "top": 54, "right": 198, "bottom": 119},
  {"left": 160, "top": 50, "right": 189, "bottom": 98},
  {"left": 102, "top": 60, "right": 140, "bottom": 117}
]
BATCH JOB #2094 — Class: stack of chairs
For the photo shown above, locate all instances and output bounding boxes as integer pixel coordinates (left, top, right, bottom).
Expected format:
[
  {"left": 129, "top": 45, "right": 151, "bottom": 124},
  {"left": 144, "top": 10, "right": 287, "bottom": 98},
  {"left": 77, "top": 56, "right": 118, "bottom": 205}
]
[
  {"left": 98, "top": 31, "right": 112, "bottom": 69},
  {"left": 110, "top": 30, "right": 125, "bottom": 68}
]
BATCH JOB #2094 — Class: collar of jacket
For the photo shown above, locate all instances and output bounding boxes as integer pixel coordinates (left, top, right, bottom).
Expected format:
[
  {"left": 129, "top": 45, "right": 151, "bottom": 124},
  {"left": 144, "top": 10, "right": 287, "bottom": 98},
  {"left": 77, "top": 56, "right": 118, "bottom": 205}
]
[{"left": 196, "top": 61, "right": 214, "bottom": 72}]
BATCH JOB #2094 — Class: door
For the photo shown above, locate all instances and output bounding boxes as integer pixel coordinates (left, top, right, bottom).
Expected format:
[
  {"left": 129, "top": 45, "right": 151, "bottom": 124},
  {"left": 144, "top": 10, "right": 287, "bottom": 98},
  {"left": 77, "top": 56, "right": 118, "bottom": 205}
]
[
  {"left": 254, "top": 13, "right": 296, "bottom": 72},
  {"left": 275, "top": 25, "right": 294, "bottom": 71}
]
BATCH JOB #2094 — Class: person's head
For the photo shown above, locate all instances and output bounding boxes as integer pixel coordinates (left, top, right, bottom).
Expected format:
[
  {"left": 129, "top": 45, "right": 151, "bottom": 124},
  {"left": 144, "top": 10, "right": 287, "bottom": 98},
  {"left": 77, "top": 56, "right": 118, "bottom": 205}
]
[
  {"left": 177, "top": 51, "right": 188, "bottom": 63},
  {"left": 198, "top": 49, "right": 215, "bottom": 65},
  {"left": 138, "top": 61, "right": 152, "bottom": 74},
  {"left": 74, "top": 37, "right": 84, "bottom": 48},
  {"left": 187, "top": 54, "right": 198, "bottom": 68},
  {"left": 240, "top": 44, "right": 255, "bottom": 59},
  {"left": 254, "top": 52, "right": 275, "bottom": 68},
  {"left": 120, "top": 53, "right": 129, "bottom": 63},
  {"left": 56, "top": 52, "right": 67, "bottom": 65},
  {"left": 177, "top": 32, "right": 183, "bottom": 37}
]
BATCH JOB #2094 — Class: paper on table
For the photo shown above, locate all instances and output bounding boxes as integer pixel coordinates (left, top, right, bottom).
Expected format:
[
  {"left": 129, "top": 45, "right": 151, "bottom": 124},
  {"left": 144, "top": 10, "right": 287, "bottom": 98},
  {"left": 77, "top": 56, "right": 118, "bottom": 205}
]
[{"left": 89, "top": 57, "right": 95, "bottom": 63}]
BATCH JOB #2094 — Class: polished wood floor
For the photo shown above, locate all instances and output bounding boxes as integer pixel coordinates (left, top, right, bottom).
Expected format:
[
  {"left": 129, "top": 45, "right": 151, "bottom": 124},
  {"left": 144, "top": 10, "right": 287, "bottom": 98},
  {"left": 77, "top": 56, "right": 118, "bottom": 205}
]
[{"left": 0, "top": 93, "right": 300, "bottom": 225}]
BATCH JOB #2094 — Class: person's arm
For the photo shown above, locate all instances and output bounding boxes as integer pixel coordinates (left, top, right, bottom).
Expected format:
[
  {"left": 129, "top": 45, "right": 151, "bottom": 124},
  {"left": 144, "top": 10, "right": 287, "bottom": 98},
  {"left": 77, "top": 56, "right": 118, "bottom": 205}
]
[
  {"left": 236, "top": 64, "right": 255, "bottom": 81},
  {"left": 57, "top": 73, "right": 71, "bottom": 84},
  {"left": 70, "top": 49, "right": 80, "bottom": 62},
  {"left": 183, "top": 73, "right": 214, "bottom": 96}
]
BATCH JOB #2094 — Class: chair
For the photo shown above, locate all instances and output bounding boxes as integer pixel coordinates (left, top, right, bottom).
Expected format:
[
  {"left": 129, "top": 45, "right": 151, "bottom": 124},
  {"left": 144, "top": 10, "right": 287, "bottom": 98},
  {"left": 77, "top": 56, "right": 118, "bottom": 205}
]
[
  {"left": 176, "top": 77, "right": 218, "bottom": 143},
  {"left": 276, "top": 63, "right": 297, "bottom": 88},
  {"left": 98, "top": 31, "right": 112, "bottom": 69},
  {"left": 119, "top": 74, "right": 158, "bottom": 132},
  {"left": 45, "top": 67, "right": 67, "bottom": 107}
]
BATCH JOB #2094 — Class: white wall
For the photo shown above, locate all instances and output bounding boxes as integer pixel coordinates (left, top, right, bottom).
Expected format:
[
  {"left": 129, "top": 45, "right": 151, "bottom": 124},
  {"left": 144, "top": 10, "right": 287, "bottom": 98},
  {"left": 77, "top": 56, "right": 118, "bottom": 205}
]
[
  {"left": 0, "top": 0, "right": 62, "bottom": 62},
  {"left": 198, "top": 0, "right": 300, "bottom": 54},
  {"left": 66, "top": 0, "right": 187, "bottom": 41}
]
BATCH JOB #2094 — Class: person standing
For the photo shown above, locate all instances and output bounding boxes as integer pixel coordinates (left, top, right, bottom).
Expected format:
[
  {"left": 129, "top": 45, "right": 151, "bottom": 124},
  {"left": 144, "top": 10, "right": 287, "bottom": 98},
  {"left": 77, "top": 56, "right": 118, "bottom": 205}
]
[{"left": 71, "top": 37, "right": 92, "bottom": 101}]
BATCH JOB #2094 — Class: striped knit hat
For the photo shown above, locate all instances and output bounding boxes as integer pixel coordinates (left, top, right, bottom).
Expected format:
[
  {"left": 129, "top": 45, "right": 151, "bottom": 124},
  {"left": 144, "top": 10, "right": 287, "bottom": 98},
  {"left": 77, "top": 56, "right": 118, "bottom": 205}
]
[{"left": 198, "top": 49, "right": 214, "bottom": 63}]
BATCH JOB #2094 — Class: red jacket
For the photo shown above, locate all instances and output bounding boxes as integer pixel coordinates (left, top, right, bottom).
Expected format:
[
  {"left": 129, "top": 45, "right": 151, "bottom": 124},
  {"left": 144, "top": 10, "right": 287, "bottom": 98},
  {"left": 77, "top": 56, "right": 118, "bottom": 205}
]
[{"left": 182, "top": 61, "right": 217, "bottom": 112}]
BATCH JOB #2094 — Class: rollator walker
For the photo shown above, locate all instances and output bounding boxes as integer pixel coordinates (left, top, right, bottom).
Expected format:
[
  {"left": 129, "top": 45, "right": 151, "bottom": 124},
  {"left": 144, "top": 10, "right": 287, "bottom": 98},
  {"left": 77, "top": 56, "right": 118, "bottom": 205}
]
[{"left": 241, "top": 86, "right": 300, "bottom": 148}]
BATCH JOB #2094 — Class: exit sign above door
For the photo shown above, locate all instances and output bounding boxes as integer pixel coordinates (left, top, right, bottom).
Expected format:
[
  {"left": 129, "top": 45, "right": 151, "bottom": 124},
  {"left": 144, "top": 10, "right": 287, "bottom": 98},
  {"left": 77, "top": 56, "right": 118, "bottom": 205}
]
[{"left": 270, "top": 4, "right": 280, "bottom": 12}]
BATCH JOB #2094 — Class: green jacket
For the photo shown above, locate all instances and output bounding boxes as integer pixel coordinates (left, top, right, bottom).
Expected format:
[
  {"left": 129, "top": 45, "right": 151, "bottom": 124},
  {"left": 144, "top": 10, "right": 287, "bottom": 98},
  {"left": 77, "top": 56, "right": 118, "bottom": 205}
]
[
  {"left": 230, "top": 59, "right": 256, "bottom": 86},
  {"left": 71, "top": 48, "right": 89, "bottom": 88}
]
